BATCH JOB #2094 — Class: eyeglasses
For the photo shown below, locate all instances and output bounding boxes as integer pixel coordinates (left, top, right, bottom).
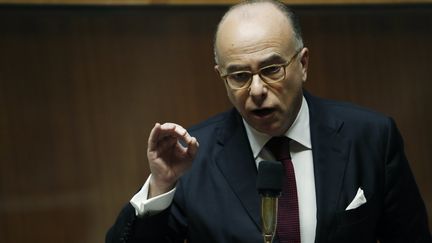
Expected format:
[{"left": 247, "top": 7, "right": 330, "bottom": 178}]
[{"left": 221, "top": 49, "right": 302, "bottom": 90}]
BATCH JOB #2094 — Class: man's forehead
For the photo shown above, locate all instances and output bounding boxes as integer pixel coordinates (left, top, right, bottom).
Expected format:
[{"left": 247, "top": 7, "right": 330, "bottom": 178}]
[{"left": 216, "top": 14, "right": 293, "bottom": 64}]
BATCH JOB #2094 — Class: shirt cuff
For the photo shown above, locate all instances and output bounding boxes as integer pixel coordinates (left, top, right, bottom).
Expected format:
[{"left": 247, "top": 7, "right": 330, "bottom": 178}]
[{"left": 130, "top": 174, "right": 176, "bottom": 217}]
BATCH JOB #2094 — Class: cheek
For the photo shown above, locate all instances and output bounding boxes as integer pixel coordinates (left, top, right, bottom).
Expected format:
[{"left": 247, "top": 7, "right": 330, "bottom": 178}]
[
  {"left": 227, "top": 89, "right": 248, "bottom": 110},
  {"left": 275, "top": 79, "right": 303, "bottom": 107},
  {"left": 283, "top": 71, "right": 304, "bottom": 93}
]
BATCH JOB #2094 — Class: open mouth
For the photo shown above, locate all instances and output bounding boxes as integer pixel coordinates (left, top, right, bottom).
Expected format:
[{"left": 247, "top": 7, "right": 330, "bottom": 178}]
[{"left": 252, "top": 108, "right": 275, "bottom": 117}]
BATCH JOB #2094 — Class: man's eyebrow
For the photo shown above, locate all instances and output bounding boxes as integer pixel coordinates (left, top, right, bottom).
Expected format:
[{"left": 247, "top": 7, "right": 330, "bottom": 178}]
[
  {"left": 225, "top": 64, "right": 250, "bottom": 74},
  {"left": 225, "top": 54, "right": 287, "bottom": 74},
  {"left": 258, "top": 54, "right": 287, "bottom": 68}
]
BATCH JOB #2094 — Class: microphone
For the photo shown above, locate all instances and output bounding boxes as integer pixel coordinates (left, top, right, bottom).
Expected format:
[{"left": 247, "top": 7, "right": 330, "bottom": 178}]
[{"left": 256, "top": 160, "right": 284, "bottom": 243}]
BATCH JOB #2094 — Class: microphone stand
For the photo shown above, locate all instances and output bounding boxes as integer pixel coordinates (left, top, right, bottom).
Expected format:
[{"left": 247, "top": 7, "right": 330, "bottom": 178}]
[
  {"left": 261, "top": 196, "right": 278, "bottom": 243},
  {"left": 256, "top": 160, "right": 284, "bottom": 243}
]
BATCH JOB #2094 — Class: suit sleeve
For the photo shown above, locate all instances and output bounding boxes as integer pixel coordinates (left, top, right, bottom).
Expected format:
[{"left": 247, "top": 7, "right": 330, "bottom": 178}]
[{"left": 377, "top": 118, "right": 431, "bottom": 242}]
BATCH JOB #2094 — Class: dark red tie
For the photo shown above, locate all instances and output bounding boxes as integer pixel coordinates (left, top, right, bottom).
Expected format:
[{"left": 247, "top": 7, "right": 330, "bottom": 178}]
[{"left": 266, "top": 137, "right": 301, "bottom": 243}]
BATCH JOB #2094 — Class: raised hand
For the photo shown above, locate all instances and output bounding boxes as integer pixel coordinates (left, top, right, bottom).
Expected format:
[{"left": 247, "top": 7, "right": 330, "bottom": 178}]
[{"left": 147, "top": 122, "right": 199, "bottom": 198}]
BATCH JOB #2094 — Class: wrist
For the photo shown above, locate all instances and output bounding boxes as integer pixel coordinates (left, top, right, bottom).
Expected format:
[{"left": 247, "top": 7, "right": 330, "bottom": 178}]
[{"left": 148, "top": 176, "right": 176, "bottom": 198}]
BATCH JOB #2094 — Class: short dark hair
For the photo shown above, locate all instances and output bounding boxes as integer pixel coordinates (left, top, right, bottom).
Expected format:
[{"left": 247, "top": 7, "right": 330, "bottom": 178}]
[{"left": 214, "top": 0, "right": 303, "bottom": 64}]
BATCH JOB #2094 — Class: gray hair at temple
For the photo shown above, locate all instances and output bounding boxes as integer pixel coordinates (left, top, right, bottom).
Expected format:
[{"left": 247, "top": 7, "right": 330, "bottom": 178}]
[{"left": 213, "top": 0, "right": 304, "bottom": 65}]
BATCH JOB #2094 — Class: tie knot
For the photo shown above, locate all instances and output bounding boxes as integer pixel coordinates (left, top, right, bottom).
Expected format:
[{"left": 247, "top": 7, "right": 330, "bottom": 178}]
[{"left": 266, "top": 136, "right": 291, "bottom": 161}]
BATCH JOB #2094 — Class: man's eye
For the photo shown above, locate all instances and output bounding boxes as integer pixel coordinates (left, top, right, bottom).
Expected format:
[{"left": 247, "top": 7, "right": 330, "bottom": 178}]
[
  {"left": 229, "top": 72, "right": 251, "bottom": 82},
  {"left": 261, "top": 66, "right": 282, "bottom": 76}
]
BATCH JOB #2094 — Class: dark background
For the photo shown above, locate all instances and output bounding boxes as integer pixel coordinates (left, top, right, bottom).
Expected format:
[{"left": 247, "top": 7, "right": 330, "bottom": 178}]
[{"left": 0, "top": 4, "right": 431, "bottom": 243}]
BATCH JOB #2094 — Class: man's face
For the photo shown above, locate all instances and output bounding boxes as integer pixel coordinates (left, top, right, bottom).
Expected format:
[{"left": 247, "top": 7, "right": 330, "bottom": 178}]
[{"left": 215, "top": 4, "right": 309, "bottom": 136}]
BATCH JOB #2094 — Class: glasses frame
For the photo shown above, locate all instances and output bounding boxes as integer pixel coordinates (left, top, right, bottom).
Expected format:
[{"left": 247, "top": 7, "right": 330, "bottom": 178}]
[{"left": 221, "top": 48, "right": 303, "bottom": 90}]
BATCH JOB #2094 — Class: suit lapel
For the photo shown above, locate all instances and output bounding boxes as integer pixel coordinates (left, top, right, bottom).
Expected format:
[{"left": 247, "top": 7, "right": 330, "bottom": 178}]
[
  {"left": 306, "top": 93, "right": 351, "bottom": 242},
  {"left": 214, "top": 110, "right": 261, "bottom": 230}
]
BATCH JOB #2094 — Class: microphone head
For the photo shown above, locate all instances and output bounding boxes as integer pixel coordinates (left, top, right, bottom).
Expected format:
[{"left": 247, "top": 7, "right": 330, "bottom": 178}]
[{"left": 256, "top": 160, "right": 284, "bottom": 197}]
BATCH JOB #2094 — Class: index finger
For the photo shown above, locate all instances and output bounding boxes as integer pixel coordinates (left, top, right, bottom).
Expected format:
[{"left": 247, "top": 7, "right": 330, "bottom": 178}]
[
  {"left": 160, "top": 122, "right": 194, "bottom": 145},
  {"left": 148, "top": 122, "right": 194, "bottom": 150}
]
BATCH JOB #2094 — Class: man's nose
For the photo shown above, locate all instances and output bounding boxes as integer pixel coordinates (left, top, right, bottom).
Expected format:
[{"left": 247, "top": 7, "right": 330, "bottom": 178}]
[{"left": 249, "top": 74, "right": 267, "bottom": 103}]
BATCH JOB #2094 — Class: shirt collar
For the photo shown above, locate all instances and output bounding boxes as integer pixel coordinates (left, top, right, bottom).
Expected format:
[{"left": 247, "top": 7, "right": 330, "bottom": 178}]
[{"left": 243, "top": 96, "right": 312, "bottom": 159}]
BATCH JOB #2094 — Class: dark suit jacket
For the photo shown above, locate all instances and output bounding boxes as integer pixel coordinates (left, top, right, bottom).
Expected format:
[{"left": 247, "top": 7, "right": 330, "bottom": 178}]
[{"left": 106, "top": 92, "right": 431, "bottom": 243}]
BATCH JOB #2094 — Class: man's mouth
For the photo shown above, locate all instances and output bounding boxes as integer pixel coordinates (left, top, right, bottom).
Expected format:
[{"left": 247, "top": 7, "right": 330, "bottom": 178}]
[{"left": 251, "top": 108, "right": 275, "bottom": 118}]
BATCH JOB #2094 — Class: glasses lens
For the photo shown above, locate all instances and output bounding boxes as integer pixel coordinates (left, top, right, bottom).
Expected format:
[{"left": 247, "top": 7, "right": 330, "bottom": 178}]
[
  {"left": 227, "top": 72, "right": 251, "bottom": 89},
  {"left": 260, "top": 65, "right": 285, "bottom": 83}
]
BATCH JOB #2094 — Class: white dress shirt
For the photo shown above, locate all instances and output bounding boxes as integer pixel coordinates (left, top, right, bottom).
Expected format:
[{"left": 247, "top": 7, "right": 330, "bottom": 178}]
[{"left": 130, "top": 96, "right": 316, "bottom": 243}]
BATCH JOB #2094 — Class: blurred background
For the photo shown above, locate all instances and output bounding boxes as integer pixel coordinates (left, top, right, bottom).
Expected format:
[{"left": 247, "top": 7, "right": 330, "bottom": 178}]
[{"left": 0, "top": 0, "right": 431, "bottom": 242}]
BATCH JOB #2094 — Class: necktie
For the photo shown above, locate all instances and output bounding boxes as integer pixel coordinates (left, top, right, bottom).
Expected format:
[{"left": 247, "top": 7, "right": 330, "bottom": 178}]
[{"left": 266, "top": 137, "right": 300, "bottom": 243}]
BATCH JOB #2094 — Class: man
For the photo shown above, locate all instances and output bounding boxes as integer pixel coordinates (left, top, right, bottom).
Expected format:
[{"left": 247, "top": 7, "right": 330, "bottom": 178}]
[{"left": 106, "top": 1, "right": 431, "bottom": 242}]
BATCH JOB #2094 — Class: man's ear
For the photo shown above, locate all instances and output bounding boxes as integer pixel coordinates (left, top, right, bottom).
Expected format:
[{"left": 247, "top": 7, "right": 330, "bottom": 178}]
[
  {"left": 214, "top": 65, "right": 221, "bottom": 76},
  {"left": 300, "top": 47, "right": 309, "bottom": 82}
]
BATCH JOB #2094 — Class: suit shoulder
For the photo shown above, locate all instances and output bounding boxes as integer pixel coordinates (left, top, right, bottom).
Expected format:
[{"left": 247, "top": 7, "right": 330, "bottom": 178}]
[{"left": 315, "top": 97, "right": 391, "bottom": 124}]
